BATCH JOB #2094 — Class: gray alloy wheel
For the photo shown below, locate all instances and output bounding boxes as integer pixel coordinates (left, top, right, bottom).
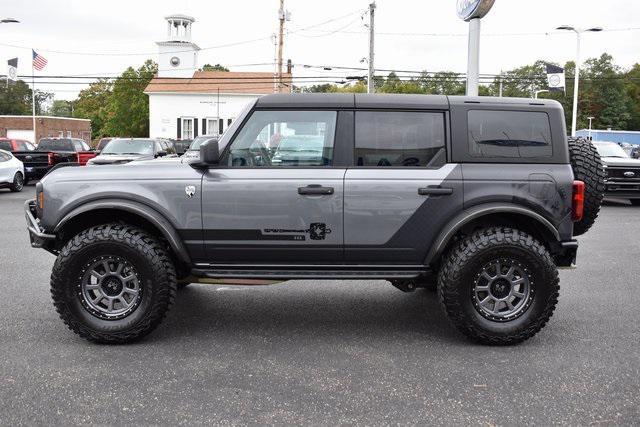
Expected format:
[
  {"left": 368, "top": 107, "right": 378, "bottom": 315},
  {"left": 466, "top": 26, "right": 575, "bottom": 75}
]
[
  {"left": 10, "top": 172, "right": 24, "bottom": 192},
  {"left": 472, "top": 258, "right": 533, "bottom": 322},
  {"left": 79, "top": 255, "right": 143, "bottom": 320}
]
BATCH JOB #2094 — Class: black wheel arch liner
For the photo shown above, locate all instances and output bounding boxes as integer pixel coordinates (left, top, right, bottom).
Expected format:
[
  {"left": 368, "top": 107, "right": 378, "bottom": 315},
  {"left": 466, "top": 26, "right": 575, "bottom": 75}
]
[
  {"left": 53, "top": 198, "right": 191, "bottom": 265},
  {"left": 424, "top": 202, "right": 562, "bottom": 266}
]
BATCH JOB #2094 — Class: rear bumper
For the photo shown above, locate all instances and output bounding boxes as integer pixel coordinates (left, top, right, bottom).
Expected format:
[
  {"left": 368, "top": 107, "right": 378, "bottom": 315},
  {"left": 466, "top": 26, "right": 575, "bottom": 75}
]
[
  {"left": 24, "top": 200, "right": 56, "bottom": 249},
  {"left": 555, "top": 240, "right": 578, "bottom": 268},
  {"left": 24, "top": 166, "right": 50, "bottom": 180}
]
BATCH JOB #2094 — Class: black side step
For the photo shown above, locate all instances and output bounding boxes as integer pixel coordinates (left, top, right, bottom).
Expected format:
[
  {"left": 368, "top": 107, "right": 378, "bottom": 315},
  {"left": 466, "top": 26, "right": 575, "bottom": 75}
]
[{"left": 191, "top": 266, "right": 426, "bottom": 280}]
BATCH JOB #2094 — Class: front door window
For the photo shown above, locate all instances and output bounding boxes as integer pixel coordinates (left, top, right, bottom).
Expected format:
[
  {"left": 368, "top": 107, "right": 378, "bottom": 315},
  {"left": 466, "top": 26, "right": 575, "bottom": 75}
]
[{"left": 227, "top": 110, "right": 337, "bottom": 167}]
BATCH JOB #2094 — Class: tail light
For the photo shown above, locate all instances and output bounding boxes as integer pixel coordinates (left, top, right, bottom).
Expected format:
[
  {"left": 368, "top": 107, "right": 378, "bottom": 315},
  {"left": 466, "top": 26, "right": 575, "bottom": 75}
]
[{"left": 572, "top": 180, "right": 585, "bottom": 222}]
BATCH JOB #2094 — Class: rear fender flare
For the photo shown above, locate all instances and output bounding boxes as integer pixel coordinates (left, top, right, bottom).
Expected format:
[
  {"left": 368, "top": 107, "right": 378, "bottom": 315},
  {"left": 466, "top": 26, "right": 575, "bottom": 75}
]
[{"left": 425, "top": 203, "right": 560, "bottom": 266}]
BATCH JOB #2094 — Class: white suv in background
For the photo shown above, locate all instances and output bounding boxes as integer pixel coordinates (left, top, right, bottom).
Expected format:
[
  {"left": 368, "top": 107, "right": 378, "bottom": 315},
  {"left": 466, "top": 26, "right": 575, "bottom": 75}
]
[{"left": 0, "top": 149, "right": 25, "bottom": 192}]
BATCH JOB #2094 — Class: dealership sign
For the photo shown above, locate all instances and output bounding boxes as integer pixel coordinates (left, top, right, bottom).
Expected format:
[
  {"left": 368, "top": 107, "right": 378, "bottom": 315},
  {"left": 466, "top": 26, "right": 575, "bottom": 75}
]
[{"left": 456, "top": 0, "right": 496, "bottom": 21}]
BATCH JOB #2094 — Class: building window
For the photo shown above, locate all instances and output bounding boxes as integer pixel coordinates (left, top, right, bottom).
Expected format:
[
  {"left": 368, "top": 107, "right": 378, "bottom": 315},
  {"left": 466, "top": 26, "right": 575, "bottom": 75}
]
[
  {"left": 181, "top": 117, "right": 194, "bottom": 140},
  {"left": 58, "top": 131, "right": 64, "bottom": 137},
  {"left": 206, "top": 118, "right": 218, "bottom": 135},
  {"left": 67, "top": 131, "right": 72, "bottom": 138}
]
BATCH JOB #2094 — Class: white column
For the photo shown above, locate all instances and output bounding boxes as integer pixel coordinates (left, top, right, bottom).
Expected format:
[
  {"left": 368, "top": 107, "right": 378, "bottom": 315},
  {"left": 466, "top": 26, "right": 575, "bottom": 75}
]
[
  {"left": 466, "top": 18, "right": 481, "bottom": 97},
  {"left": 571, "top": 32, "right": 581, "bottom": 137}
]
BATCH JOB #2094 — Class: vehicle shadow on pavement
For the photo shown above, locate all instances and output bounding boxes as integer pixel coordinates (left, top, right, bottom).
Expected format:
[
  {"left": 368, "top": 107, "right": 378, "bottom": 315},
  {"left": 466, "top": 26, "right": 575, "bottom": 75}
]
[{"left": 155, "top": 281, "right": 463, "bottom": 345}]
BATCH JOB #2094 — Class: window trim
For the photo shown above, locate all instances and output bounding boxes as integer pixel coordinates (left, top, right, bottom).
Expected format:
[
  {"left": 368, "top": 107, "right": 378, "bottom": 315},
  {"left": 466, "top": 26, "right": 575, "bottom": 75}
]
[{"left": 350, "top": 109, "right": 449, "bottom": 170}]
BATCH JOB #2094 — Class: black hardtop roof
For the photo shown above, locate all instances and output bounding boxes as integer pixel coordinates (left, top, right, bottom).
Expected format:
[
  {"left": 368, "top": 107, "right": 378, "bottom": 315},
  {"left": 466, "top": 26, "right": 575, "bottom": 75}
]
[{"left": 256, "top": 93, "right": 562, "bottom": 110}]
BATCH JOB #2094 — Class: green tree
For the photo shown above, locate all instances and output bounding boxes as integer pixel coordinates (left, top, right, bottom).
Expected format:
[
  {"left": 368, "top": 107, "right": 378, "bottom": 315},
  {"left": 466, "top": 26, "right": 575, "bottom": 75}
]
[
  {"left": 580, "top": 53, "right": 632, "bottom": 130},
  {"left": 200, "top": 63, "right": 229, "bottom": 72},
  {"left": 102, "top": 60, "right": 157, "bottom": 137},
  {"left": 0, "top": 79, "right": 52, "bottom": 115},
  {"left": 73, "top": 78, "right": 113, "bottom": 139},
  {"left": 625, "top": 63, "right": 640, "bottom": 130},
  {"left": 48, "top": 99, "right": 74, "bottom": 117},
  {"left": 418, "top": 71, "right": 465, "bottom": 95}
]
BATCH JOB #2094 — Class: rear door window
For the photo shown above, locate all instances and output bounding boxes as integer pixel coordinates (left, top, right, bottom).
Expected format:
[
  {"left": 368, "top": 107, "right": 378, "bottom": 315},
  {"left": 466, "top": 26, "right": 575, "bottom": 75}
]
[
  {"left": 468, "top": 110, "right": 552, "bottom": 159},
  {"left": 355, "top": 111, "right": 446, "bottom": 167},
  {"left": 0, "top": 141, "right": 10, "bottom": 151}
]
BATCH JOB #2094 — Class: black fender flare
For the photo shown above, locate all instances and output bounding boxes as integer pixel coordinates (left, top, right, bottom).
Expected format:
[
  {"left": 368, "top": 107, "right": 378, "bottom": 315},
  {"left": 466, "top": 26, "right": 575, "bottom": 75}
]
[
  {"left": 424, "top": 203, "right": 561, "bottom": 266},
  {"left": 54, "top": 198, "right": 191, "bottom": 265}
]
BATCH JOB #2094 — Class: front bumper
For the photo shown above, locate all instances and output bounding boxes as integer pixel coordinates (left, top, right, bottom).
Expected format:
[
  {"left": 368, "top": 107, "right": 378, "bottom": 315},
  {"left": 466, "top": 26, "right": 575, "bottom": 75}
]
[
  {"left": 604, "top": 180, "right": 640, "bottom": 199},
  {"left": 24, "top": 200, "right": 56, "bottom": 249}
]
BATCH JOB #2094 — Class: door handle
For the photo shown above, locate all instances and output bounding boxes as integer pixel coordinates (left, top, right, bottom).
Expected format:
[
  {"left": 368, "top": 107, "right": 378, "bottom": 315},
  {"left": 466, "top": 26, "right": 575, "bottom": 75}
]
[
  {"left": 418, "top": 186, "right": 453, "bottom": 196},
  {"left": 298, "top": 185, "right": 334, "bottom": 195}
]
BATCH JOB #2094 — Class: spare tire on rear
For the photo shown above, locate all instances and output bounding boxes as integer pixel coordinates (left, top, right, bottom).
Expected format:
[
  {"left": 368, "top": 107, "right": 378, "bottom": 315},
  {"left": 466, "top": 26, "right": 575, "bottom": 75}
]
[{"left": 567, "top": 137, "right": 605, "bottom": 236}]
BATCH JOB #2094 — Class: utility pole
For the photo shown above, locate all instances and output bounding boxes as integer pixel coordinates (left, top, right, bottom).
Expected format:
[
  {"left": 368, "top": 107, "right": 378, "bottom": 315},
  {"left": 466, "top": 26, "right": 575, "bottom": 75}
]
[
  {"left": 498, "top": 71, "right": 503, "bottom": 97},
  {"left": 367, "top": 2, "right": 376, "bottom": 94},
  {"left": 277, "top": 0, "right": 285, "bottom": 93}
]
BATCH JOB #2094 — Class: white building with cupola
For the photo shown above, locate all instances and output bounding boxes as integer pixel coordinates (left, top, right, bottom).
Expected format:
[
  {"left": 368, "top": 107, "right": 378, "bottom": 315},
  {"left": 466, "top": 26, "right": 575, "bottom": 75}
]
[{"left": 145, "top": 15, "right": 291, "bottom": 140}]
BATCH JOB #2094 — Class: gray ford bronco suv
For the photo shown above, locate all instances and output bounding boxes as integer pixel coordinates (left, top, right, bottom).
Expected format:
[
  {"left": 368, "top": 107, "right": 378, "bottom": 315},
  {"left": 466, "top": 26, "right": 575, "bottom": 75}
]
[{"left": 25, "top": 94, "right": 604, "bottom": 345}]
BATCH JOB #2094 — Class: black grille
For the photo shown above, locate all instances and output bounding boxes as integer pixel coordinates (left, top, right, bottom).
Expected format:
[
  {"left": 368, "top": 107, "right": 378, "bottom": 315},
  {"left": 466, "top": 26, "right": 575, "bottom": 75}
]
[{"left": 606, "top": 167, "right": 640, "bottom": 180}]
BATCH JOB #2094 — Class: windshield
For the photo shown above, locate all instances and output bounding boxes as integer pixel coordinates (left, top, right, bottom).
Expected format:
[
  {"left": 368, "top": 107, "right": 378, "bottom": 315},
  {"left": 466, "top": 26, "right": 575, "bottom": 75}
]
[
  {"left": 595, "top": 143, "right": 629, "bottom": 158},
  {"left": 101, "top": 139, "right": 155, "bottom": 155},
  {"left": 189, "top": 136, "right": 216, "bottom": 150},
  {"left": 37, "top": 139, "right": 74, "bottom": 151}
]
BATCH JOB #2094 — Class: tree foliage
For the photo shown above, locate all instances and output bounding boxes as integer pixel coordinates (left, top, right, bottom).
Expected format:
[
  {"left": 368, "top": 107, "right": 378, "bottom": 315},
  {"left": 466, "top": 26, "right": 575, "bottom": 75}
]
[
  {"left": 0, "top": 79, "right": 53, "bottom": 115},
  {"left": 200, "top": 63, "right": 229, "bottom": 72},
  {"left": 73, "top": 79, "right": 112, "bottom": 139}
]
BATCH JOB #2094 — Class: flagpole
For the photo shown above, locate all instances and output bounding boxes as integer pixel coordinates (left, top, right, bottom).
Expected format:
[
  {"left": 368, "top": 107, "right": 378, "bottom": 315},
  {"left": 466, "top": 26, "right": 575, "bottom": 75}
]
[{"left": 31, "top": 54, "right": 36, "bottom": 144}]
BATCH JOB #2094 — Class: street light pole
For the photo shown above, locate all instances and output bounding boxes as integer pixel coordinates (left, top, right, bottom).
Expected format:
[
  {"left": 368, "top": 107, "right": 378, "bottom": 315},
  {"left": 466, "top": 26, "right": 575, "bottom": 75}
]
[{"left": 556, "top": 25, "right": 602, "bottom": 137}]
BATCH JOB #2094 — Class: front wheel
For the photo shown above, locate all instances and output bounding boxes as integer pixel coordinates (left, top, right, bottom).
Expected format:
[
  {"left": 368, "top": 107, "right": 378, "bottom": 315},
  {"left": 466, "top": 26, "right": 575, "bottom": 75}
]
[
  {"left": 50, "top": 223, "right": 177, "bottom": 343},
  {"left": 9, "top": 172, "right": 24, "bottom": 192},
  {"left": 438, "top": 227, "right": 559, "bottom": 345}
]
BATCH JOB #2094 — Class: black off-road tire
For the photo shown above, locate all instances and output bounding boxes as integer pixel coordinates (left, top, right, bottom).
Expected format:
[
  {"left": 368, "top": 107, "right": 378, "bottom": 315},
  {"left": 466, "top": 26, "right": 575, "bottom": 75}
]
[
  {"left": 9, "top": 172, "right": 24, "bottom": 192},
  {"left": 50, "top": 223, "right": 177, "bottom": 343},
  {"left": 567, "top": 137, "right": 605, "bottom": 236},
  {"left": 438, "top": 227, "right": 559, "bottom": 345}
]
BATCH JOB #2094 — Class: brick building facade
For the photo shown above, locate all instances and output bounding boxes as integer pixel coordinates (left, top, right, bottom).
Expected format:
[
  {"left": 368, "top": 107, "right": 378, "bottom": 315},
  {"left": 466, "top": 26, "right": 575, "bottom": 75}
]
[{"left": 0, "top": 115, "right": 91, "bottom": 144}]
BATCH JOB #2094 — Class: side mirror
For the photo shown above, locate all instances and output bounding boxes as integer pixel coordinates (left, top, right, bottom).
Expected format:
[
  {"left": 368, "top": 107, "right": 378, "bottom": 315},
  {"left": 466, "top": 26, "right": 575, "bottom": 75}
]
[
  {"left": 200, "top": 138, "right": 220, "bottom": 165},
  {"left": 156, "top": 150, "right": 167, "bottom": 158}
]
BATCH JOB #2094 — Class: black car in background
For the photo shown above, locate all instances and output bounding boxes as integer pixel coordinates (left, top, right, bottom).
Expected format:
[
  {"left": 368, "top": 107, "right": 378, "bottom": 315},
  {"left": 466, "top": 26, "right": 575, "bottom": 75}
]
[
  {"left": 86, "top": 138, "right": 177, "bottom": 165},
  {"left": 594, "top": 141, "right": 640, "bottom": 206},
  {"left": 95, "top": 137, "right": 114, "bottom": 152},
  {"left": 12, "top": 138, "right": 96, "bottom": 183}
]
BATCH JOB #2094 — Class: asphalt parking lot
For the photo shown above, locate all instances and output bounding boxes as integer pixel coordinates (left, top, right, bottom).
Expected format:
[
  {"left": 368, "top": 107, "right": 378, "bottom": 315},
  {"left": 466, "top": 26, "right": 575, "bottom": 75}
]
[{"left": 0, "top": 186, "right": 639, "bottom": 425}]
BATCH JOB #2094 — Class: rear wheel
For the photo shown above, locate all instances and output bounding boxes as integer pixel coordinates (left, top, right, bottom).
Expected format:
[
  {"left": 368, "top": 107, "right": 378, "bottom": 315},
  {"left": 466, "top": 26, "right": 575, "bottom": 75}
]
[
  {"left": 9, "top": 172, "right": 24, "bottom": 192},
  {"left": 567, "top": 137, "right": 605, "bottom": 236},
  {"left": 438, "top": 227, "right": 559, "bottom": 345},
  {"left": 50, "top": 223, "right": 177, "bottom": 343}
]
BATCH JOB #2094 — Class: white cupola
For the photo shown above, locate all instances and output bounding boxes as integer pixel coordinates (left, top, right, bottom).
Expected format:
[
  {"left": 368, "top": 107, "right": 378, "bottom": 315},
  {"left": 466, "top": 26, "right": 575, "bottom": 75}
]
[{"left": 156, "top": 14, "right": 200, "bottom": 78}]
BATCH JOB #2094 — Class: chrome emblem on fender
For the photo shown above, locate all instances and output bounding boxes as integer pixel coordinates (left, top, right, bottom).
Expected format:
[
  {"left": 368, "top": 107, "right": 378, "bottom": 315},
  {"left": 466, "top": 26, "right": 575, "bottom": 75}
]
[
  {"left": 185, "top": 185, "right": 196, "bottom": 198},
  {"left": 624, "top": 171, "right": 636, "bottom": 178}
]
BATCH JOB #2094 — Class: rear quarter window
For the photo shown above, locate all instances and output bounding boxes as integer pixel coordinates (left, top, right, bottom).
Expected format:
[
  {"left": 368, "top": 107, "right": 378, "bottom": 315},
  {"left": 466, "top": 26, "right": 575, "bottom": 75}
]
[{"left": 468, "top": 110, "right": 552, "bottom": 159}]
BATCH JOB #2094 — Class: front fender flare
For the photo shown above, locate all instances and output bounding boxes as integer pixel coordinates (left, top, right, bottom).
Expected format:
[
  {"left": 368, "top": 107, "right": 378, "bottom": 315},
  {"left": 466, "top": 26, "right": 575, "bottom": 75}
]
[
  {"left": 424, "top": 203, "right": 561, "bottom": 266},
  {"left": 54, "top": 198, "right": 191, "bottom": 265}
]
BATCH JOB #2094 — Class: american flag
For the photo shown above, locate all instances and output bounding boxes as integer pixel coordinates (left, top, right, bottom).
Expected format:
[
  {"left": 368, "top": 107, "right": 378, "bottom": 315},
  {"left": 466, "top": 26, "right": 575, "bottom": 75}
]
[{"left": 32, "top": 49, "right": 47, "bottom": 71}]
